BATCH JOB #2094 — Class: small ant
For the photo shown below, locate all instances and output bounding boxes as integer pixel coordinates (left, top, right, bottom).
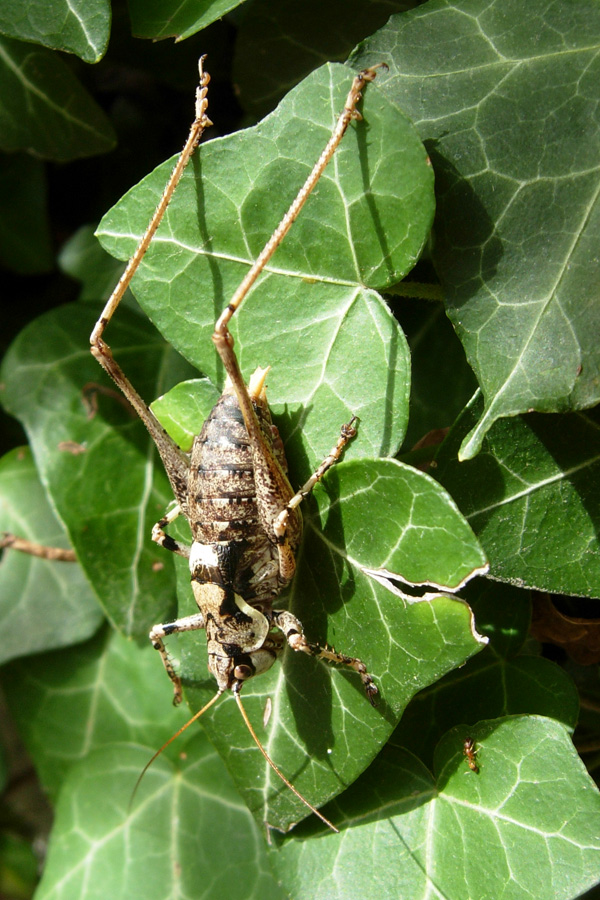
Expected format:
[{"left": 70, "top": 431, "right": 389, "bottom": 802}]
[{"left": 463, "top": 737, "right": 479, "bottom": 773}]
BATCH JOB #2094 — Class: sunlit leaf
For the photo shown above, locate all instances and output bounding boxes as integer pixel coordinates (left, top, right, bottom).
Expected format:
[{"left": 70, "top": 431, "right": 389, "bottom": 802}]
[
  {"left": 273, "top": 718, "right": 600, "bottom": 900},
  {"left": 435, "top": 396, "right": 600, "bottom": 598}
]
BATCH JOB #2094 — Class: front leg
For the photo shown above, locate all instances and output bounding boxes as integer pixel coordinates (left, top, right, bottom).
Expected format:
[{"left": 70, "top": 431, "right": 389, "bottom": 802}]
[
  {"left": 273, "top": 609, "right": 378, "bottom": 705},
  {"left": 149, "top": 612, "right": 205, "bottom": 705},
  {"left": 89, "top": 59, "right": 212, "bottom": 509},
  {"left": 151, "top": 503, "right": 192, "bottom": 559}
]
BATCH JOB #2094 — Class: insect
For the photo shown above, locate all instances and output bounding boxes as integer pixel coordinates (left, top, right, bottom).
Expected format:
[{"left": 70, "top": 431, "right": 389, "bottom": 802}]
[
  {"left": 463, "top": 737, "right": 480, "bottom": 773},
  {"left": 90, "top": 58, "right": 383, "bottom": 832}
]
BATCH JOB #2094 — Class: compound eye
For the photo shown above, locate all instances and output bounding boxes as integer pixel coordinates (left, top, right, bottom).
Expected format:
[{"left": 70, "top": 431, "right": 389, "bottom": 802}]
[{"left": 234, "top": 663, "right": 253, "bottom": 681}]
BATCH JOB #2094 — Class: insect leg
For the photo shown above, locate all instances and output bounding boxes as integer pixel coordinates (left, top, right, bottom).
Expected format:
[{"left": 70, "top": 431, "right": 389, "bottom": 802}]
[
  {"left": 272, "top": 609, "right": 378, "bottom": 705},
  {"left": 149, "top": 611, "right": 206, "bottom": 705},
  {"left": 212, "top": 67, "right": 382, "bottom": 413},
  {"left": 212, "top": 66, "right": 383, "bottom": 363},
  {"left": 90, "top": 58, "right": 213, "bottom": 506},
  {"left": 210, "top": 68, "right": 382, "bottom": 570},
  {"left": 273, "top": 417, "right": 358, "bottom": 544},
  {"left": 151, "top": 504, "right": 192, "bottom": 559}
]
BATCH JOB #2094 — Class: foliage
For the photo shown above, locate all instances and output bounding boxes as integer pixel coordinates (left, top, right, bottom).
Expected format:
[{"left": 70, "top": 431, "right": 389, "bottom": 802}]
[{"left": 0, "top": 1, "right": 599, "bottom": 899}]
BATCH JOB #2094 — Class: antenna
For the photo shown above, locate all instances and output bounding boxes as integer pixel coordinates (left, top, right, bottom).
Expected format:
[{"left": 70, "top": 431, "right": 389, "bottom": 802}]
[
  {"left": 129, "top": 689, "right": 223, "bottom": 810},
  {"left": 233, "top": 684, "right": 339, "bottom": 833},
  {"left": 130, "top": 684, "right": 339, "bottom": 834}
]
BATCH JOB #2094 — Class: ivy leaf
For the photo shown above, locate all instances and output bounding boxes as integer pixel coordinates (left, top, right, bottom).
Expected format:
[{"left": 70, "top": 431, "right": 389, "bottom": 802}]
[
  {"left": 33, "top": 740, "right": 286, "bottom": 900},
  {"left": 151, "top": 378, "right": 219, "bottom": 452},
  {"left": 0, "top": 446, "right": 103, "bottom": 664},
  {"left": 319, "top": 458, "right": 488, "bottom": 591},
  {"left": 272, "top": 717, "right": 600, "bottom": 900},
  {"left": 352, "top": 0, "right": 600, "bottom": 459},
  {"left": 0, "top": 305, "right": 196, "bottom": 637},
  {"left": 232, "top": 0, "right": 418, "bottom": 118},
  {"left": 0, "top": 36, "right": 116, "bottom": 159},
  {"left": 128, "top": 0, "right": 250, "bottom": 41},
  {"left": 435, "top": 395, "right": 600, "bottom": 598},
  {"left": 97, "top": 62, "right": 435, "bottom": 465},
  {"left": 393, "top": 579, "right": 581, "bottom": 769},
  {"left": 58, "top": 225, "right": 128, "bottom": 306},
  {"left": 3, "top": 630, "right": 284, "bottom": 900},
  {"left": 0, "top": 0, "right": 110, "bottom": 63},
  {"left": 2, "top": 627, "right": 190, "bottom": 797},
  {"left": 400, "top": 300, "right": 478, "bottom": 449}
]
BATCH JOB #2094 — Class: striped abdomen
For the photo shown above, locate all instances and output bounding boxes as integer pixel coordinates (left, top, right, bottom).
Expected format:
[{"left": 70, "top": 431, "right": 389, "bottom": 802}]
[{"left": 187, "top": 386, "right": 289, "bottom": 604}]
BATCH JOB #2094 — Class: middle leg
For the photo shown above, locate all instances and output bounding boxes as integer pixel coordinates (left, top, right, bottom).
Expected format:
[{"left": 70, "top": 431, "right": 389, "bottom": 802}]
[
  {"left": 149, "top": 612, "right": 206, "bottom": 704},
  {"left": 273, "top": 609, "right": 378, "bottom": 705}
]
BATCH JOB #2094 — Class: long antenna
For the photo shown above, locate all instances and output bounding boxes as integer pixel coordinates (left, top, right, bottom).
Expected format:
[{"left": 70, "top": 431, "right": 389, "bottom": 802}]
[
  {"left": 233, "top": 685, "right": 339, "bottom": 833},
  {"left": 129, "top": 689, "right": 223, "bottom": 810}
]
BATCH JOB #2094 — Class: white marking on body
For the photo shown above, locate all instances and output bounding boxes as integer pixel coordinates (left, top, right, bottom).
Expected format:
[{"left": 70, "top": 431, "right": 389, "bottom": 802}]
[
  {"left": 189, "top": 541, "right": 219, "bottom": 572},
  {"left": 233, "top": 593, "right": 270, "bottom": 651}
]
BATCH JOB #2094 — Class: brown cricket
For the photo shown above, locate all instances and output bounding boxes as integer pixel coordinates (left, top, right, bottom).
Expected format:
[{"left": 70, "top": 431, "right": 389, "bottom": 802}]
[{"left": 90, "top": 57, "right": 384, "bottom": 831}]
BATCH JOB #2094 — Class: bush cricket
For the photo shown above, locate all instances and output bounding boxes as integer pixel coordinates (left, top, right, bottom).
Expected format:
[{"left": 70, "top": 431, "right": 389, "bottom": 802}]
[{"left": 90, "top": 57, "right": 384, "bottom": 832}]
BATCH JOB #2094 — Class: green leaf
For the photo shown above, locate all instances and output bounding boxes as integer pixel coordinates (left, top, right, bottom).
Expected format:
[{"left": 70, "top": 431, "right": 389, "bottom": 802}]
[
  {"left": 0, "top": 0, "right": 110, "bottom": 63},
  {"left": 0, "top": 446, "right": 103, "bottom": 664},
  {"left": 435, "top": 395, "right": 600, "bottom": 598},
  {"left": 97, "top": 62, "right": 434, "bottom": 465},
  {"left": 392, "top": 579, "right": 581, "bottom": 769},
  {"left": 175, "top": 465, "right": 487, "bottom": 830},
  {"left": 34, "top": 739, "right": 286, "bottom": 900},
  {"left": 2, "top": 627, "right": 190, "bottom": 796},
  {"left": 0, "top": 153, "right": 53, "bottom": 274},
  {"left": 400, "top": 299, "right": 478, "bottom": 450},
  {"left": 0, "top": 305, "right": 196, "bottom": 637},
  {"left": 233, "top": 0, "right": 419, "bottom": 118},
  {"left": 128, "top": 0, "right": 249, "bottom": 41},
  {"left": 316, "top": 458, "right": 488, "bottom": 591},
  {"left": 272, "top": 717, "right": 600, "bottom": 900},
  {"left": 352, "top": 0, "right": 600, "bottom": 458},
  {"left": 0, "top": 36, "right": 116, "bottom": 160},
  {"left": 150, "top": 378, "right": 219, "bottom": 451},
  {"left": 3, "top": 628, "right": 284, "bottom": 900}
]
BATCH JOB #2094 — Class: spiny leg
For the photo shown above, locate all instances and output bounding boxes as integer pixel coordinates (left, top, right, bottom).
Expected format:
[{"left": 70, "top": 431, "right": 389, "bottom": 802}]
[
  {"left": 89, "top": 58, "right": 213, "bottom": 504},
  {"left": 211, "top": 67, "right": 384, "bottom": 461},
  {"left": 210, "top": 66, "right": 383, "bottom": 571},
  {"left": 149, "top": 612, "right": 206, "bottom": 705},
  {"left": 273, "top": 416, "right": 358, "bottom": 544},
  {"left": 273, "top": 609, "right": 378, "bottom": 706}
]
